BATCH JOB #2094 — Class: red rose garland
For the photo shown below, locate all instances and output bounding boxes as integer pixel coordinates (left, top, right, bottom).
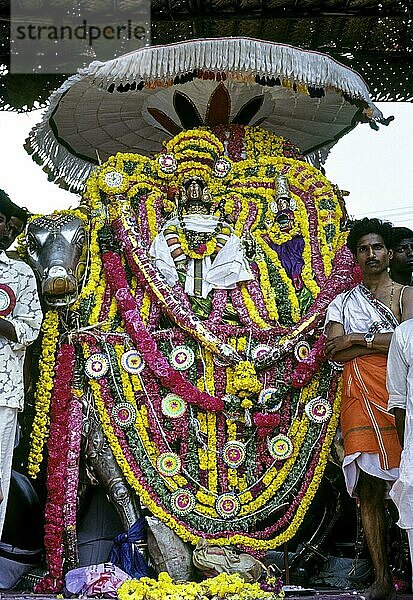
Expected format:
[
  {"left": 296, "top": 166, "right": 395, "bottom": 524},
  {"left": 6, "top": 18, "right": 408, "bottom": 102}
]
[{"left": 35, "top": 343, "right": 76, "bottom": 593}]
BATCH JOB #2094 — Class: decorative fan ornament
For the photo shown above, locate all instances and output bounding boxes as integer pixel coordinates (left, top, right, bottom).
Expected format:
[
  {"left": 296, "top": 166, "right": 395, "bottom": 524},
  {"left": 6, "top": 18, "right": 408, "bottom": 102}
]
[
  {"left": 161, "top": 394, "right": 187, "bottom": 419},
  {"left": 157, "top": 452, "right": 182, "bottom": 477},
  {"left": 121, "top": 350, "right": 145, "bottom": 374},
  {"left": 171, "top": 489, "right": 196, "bottom": 515},
  {"left": 305, "top": 397, "right": 333, "bottom": 423},
  {"left": 85, "top": 353, "right": 109, "bottom": 379},
  {"left": 222, "top": 441, "right": 246, "bottom": 468},
  {"left": 215, "top": 493, "right": 241, "bottom": 519},
  {"left": 112, "top": 403, "right": 137, "bottom": 428},
  {"left": 267, "top": 434, "right": 294, "bottom": 460},
  {"left": 170, "top": 346, "right": 195, "bottom": 371}
]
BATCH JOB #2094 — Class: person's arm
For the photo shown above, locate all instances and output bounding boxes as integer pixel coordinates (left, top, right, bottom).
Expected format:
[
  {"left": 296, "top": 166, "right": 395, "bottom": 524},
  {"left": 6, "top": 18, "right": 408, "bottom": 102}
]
[
  {"left": 401, "top": 286, "right": 413, "bottom": 321},
  {"left": 392, "top": 407, "right": 405, "bottom": 446},
  {"left": 387, "top": 329, "right": 408, "bottom": 446},
  {"left": 6, "top": 266, "right": 42, "bottom": 350},
  {"left": 0, "top": 317, "right": 17, "bottom": 342},
  {"left": 325, "top": 321, "right": 391, "bottom": 361}
]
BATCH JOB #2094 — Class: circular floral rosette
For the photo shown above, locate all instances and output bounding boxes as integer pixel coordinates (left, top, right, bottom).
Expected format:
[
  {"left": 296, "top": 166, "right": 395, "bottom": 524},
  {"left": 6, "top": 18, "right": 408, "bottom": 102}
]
[
  {"left": 112, "top": 402, "right": 137, "bottom": 428},
  {"left": 305, "top": 397, "right": 333, "bottom": 424},
  {"left": 161, "top": 393, "right": 187, "bottom": 419},
  {"left": 158, "top": 153, "right": 177, "bottom": 174},
  {"left": 156, "top": 452, "right": 182, "bottom": 477},
  {"left": 85, "top": 353, "right": 109, "bottom": 379},
  {"left": 294, "top": 340, "right": 311, "bottom": 362},
  {"left": 121, "top": 349, "right": 145, "bottom": 374},
  {"left": 169, "top": 346, "right": 195, "bottom": 371},
  {"left": 252, "top": 344, "right": 272, "bottom": 361},
  {"left": 0, "top": 284, "right": 16, "bottom": 316},
  {"left": 222, "top": 441, "right": 246, "bottom": 469},
  {"left": 213, "top": 157, "right": 231, "bottom": 178},
  {"left": 98, "top": 168, "right": 130, "bottom": 193},
  {"left": 258, "top": 387, "right": 282, "bottom": 411},
  {"left": 170, "top": 488, "right": 196, "bottom": 515},
  {"left": 215, "top": 493, "right": 240, "bottom": 519},
  {"left": 267, "top": 434, "right": 294, "bottom": 460}
]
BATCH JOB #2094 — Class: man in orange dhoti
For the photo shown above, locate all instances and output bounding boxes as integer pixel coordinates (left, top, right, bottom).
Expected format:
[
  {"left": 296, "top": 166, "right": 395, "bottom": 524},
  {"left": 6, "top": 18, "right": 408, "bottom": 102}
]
[{"left": 325, "top": 218, "right": 413, "bottom": 600}]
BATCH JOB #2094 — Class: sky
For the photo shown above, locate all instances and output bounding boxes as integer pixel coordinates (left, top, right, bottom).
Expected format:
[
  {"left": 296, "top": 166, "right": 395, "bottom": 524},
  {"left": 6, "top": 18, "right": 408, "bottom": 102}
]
[{"left": 0, "top": 101, "right": 412, "bottom": 228}]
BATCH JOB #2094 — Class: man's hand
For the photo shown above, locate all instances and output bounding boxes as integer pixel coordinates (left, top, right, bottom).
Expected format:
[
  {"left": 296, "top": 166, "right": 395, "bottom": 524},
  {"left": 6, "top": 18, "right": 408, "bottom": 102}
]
[
  {"left": 0, "top": 317, "right": 17, "bottom": 342},
  {"left": 325, "top": 334, "right": 352, "bottom": 359}
]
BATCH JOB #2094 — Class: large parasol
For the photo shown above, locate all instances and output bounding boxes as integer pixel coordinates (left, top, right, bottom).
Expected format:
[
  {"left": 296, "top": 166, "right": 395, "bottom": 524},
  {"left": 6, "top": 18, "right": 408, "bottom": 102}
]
[{"left": 26, "top": 37, "right": 390, "bottom": 192}]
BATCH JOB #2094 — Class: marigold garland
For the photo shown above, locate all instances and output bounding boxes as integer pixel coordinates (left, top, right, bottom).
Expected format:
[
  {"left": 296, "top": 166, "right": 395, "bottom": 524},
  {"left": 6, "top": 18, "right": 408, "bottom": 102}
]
[
  {"left": 28, "top": 310, "right": 60, "bottom": 478},
  {"left": 118, "top": 571, "right": 283, "bottom": 600}
]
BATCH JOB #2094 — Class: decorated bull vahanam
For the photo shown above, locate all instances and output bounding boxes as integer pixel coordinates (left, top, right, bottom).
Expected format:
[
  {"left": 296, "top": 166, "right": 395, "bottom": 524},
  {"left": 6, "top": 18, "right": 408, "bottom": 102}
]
[
  {"left": 24, "top": 126, "right": 357, "bottom": 591},
  {"left": 26, "top": 213, "right": 86, "bottom": 306}
]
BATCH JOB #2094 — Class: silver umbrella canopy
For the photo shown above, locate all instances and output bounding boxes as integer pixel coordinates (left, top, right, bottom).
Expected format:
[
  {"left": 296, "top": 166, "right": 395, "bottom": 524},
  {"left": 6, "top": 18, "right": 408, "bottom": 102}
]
[{"left": 26, "top": 37, "right": 389, "bottom": 192}]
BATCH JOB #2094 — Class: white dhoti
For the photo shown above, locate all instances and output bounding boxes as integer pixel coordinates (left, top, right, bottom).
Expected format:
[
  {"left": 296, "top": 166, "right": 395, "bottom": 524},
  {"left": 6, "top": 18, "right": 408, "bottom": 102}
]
[
  {"left": 343, "top": 452, "right": 398, "bottom": 498},
  {"left": 0, "top": 407, "right": 18, "bottom": 538},
  {"left": 387, "top": 323, "right": 413, "bottom": 590}
]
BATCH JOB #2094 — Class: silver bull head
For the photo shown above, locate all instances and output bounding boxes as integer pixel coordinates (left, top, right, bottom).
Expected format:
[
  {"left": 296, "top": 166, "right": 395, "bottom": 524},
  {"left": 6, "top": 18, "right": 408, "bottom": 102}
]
[{"left": 26, "top": 213, "right": 87, "bottom": 307}]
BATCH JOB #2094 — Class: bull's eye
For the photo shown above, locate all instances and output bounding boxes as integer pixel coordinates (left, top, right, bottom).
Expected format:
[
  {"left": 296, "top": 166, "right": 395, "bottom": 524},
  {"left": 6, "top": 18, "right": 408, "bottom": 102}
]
[
  {"left": 27, "top": 234, "right": 38, "bottom": 255},
  {"left": 76, "top": 233, "right": 85, "bottom": 249},
  {"left": 72, "top": 228, "right": 85, "bottom": 249}
]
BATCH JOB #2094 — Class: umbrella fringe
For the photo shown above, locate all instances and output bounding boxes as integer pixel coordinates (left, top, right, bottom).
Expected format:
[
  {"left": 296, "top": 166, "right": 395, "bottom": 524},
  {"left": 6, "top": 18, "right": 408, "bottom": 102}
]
[
  {"left": 26, "top": 73, "right": 95, "bottom": 193},
  {"left": 85, "top": 38, "right": 381, "bottom": 120},
  {"left": 25, "top": 38, "right": 387, "bottom": 191}
]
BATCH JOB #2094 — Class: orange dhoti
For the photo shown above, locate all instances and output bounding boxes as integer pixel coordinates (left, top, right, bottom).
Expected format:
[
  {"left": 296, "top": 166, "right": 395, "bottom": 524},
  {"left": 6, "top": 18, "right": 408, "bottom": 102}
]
[{"left": 342, "top": 354, "right": 401, "bottom": 471}]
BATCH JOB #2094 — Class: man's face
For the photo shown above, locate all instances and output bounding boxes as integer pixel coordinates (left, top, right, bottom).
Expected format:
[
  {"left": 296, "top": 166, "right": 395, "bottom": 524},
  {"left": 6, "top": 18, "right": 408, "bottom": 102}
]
[
  {"left": 4, "top": 216, "right": 24, "bottom": 249},
  {"left": 0, "top": 212, "right": 8, "bottom": 249},
  {"left": 356, "top": 233, "right": 392, "bottom": 276},
  {"left": 391, "top": 237, "right": 413, "bottom": 275}
]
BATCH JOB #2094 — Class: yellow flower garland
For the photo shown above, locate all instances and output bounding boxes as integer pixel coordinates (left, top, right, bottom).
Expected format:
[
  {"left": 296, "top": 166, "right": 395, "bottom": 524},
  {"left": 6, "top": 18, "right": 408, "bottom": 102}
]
[
  {"left": 255, "top": 254, "right": 279, "bottom": 321},
  {"left": 28, "top": 310, "right": 60, "bottom": 478},
  {"left": 255, "top": 234, "right": 301, "bottom": 322},
  {"left": 118, "top": 571, "right": 280, "bottom": 600},
  {"left": 239, "top": 286, "right": 271, "bottom": 329},
  {"left": 178, "top": 229, "right": 219, "bottom": 259}
]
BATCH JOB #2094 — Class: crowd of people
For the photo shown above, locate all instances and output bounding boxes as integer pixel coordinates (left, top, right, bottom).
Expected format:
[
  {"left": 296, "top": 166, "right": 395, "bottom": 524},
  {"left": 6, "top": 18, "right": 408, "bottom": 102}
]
[{"left": 0, "top": 186, "right": 413, "bottom": 598}]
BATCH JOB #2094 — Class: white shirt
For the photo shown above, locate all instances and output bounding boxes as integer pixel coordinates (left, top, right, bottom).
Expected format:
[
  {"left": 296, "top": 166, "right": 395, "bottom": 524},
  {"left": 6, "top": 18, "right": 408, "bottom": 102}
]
[
  {"left": 0, "top": 251, "right": 43, "bottom": 411},
  {"left": 387, "top": 319, "right": 413, "bottom": 528}
]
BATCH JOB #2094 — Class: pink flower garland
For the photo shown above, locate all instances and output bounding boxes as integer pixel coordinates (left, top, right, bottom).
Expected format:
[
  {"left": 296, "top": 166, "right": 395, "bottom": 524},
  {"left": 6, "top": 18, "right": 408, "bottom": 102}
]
[
  {"left": 292, "top": 333, "right": 326, "bottom": 388},
  {"left": 290, "top": 245, "right": 356, "bottom": 386},
  {"left": 102, "top": 250, "right": 224, "bottom": 412},
  {"left": 63, "top": 388, "right": 83, "bottom": 571},
  {"left": 253, "top": 412, "right": 281, "bottom": 438}
]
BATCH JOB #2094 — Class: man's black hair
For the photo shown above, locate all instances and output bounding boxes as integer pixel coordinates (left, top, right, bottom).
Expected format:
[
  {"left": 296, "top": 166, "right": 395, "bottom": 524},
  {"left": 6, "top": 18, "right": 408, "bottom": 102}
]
[
  {"left": 0, "top": 189, "right": 14, "bottom": 220},
  {"left": 346, "top": 217, "right": 393, "bottom": 256},
  {"left": 391, "top": 227, "right": 413, "bottom": 248},
  {"left": 11, "top": 205, "right": 30, "bottom": 227},
  {"left": 0, "top": 189, "right": 30, "bottom": 225}
]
